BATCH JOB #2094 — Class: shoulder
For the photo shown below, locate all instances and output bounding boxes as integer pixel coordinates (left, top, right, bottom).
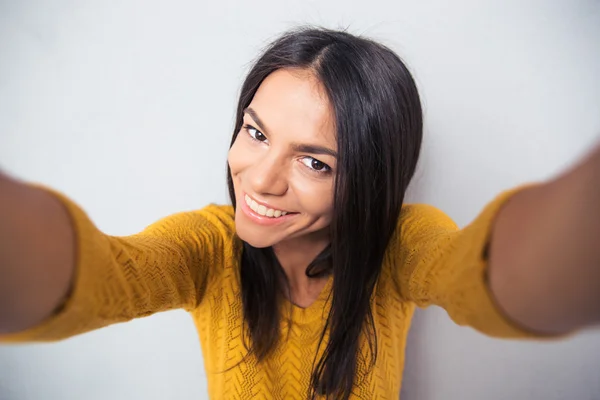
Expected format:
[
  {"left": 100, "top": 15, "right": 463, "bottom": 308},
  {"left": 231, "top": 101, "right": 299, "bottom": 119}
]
[
  {"left": 140, "top": 205, "right": 241, "bottom": 286},
  {"left": 141, "top": 204, "right": 237, "bottom": 246},
  {"left": 384, "top": 203, "right": 460, "bottom": 268},
  {"left": 381, "top": 204, "right": 461, "bottom": 299},
  {"left": 193, "top": 204, "right": 236, "bottom": 234},
  {"left": 383, "top": 204, "right": 460, "bottom": 272},
  {"left": 396, "top": 203, "right": 458, "bottom": 242}
]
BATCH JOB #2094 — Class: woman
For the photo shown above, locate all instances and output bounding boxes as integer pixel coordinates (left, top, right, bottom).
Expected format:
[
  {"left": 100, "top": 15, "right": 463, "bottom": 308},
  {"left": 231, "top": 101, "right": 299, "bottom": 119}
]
[{"left": 0, "top": 27, "right": 599, "bottom": 400}]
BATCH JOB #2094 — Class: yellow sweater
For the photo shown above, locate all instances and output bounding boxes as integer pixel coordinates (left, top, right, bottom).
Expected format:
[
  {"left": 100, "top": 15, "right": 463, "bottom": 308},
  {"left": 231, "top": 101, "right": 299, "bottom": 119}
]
[{"left": 1, "top": 185, "right": 537, "bottom": 399}]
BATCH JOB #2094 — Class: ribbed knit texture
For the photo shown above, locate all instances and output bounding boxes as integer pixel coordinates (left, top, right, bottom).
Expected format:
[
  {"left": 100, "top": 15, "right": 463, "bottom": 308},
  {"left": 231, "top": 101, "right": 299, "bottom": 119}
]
[{"left": 1, "top": 185, "right": 538, "bottom": 399}]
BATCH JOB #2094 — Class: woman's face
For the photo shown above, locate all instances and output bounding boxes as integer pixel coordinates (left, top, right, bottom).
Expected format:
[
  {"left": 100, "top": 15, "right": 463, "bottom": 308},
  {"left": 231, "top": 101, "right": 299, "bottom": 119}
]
[{"left": 228, "top": 68, "right": 337, "bottom": 249}]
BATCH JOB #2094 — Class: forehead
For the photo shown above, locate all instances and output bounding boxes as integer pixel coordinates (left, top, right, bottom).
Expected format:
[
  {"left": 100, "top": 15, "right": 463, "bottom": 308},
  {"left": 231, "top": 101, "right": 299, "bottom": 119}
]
[{"left": 249, "top": 69, "right": 336, "bottom": 148}]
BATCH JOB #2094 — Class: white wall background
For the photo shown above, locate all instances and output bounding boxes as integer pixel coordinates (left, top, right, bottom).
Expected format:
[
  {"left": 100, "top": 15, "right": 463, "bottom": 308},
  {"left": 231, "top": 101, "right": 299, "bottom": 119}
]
[{"left": 1, "top": 0, "right": 599, "bottom": 399}]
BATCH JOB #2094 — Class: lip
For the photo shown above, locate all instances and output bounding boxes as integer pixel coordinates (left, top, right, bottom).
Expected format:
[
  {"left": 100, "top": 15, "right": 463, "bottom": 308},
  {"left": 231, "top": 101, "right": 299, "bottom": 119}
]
[{"left": 240, "top": 192, "right": 297, "bottom": 226}]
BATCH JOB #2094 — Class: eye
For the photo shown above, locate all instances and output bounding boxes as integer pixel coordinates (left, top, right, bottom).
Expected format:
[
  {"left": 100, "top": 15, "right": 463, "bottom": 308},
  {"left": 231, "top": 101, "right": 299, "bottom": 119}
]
[
  {"left": 300, "top": 157, "right": 331, "bottom": 174},
  {"left": 244, "top": 124, "right": 267, "bottom": 143}
]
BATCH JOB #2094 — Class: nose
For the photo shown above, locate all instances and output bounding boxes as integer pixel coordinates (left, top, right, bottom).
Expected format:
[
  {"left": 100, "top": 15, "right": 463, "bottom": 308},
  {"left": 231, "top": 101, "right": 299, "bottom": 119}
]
[{"left": 248, "top": 152, "right": 289, "bottom": 197}]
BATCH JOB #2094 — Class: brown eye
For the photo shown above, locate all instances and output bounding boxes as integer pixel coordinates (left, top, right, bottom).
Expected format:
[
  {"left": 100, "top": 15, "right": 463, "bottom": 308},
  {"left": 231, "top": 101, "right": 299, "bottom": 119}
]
[
  {"left": 311, "top": 159, "right": 325, "bottom": 170},
  {"left": 301, "top": 157, "right": 331, "bottom": 174},
  {"left": 254, "top": 130, "right": 267, "bottom": 141},
  {"left": 246, "top": 125, "right": 267, "bottom": 142}
]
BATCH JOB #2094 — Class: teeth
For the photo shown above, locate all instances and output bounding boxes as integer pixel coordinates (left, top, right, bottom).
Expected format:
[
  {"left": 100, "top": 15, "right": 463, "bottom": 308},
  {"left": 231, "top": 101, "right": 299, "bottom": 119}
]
[{"left": 244, "top": 194, "right": 290, "bottom": 218}]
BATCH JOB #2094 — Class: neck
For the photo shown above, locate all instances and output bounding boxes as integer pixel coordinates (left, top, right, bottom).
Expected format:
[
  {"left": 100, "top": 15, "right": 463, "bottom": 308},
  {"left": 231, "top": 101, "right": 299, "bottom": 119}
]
[{"left": 272, "top": 231, "right": 330, "bottom": 299}]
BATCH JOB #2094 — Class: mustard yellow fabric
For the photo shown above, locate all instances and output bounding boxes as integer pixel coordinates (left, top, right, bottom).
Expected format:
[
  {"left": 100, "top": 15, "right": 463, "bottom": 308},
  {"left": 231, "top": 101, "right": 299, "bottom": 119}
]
[{"left": 1, "top": 185, "right": 538, "bottom": 399}]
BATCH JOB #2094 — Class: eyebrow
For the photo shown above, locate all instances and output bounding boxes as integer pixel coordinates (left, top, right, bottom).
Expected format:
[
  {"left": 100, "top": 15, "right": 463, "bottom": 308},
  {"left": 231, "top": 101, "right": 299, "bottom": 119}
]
[
  {"left": 243, "top": 107, "right": 338, "bottom": 159},
  {"left": 291, "top": 143, "right": 337, "bottom": 158},
  {"left": 244, "top": 107, "right": 270, "bottom": 135}
]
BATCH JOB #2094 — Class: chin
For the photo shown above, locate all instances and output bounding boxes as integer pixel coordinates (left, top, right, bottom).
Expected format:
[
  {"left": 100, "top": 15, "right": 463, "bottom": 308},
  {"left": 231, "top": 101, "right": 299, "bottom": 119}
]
[
  {"left": 234, "top": 216, "right": 276, "bottom": 249},
  {"left": 237, "top": 232, "right": 273, "bottom": 248}
]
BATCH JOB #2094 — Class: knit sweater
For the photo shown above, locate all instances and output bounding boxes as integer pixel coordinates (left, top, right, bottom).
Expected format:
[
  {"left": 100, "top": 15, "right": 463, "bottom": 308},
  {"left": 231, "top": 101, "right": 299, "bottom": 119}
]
[{"left": 1, "top": 185, "right": 538, "bottom": 399}]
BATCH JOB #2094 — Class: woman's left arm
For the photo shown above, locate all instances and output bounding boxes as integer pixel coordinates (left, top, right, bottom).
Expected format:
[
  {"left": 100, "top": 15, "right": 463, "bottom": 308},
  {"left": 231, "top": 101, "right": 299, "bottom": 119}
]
[{"left": 488, "top": 143, "right": 600, "bottom": 335}]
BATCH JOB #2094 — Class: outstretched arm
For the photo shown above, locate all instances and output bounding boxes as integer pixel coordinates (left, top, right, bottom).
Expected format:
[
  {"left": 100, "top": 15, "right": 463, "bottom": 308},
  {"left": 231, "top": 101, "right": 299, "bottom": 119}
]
[
  {"left": 488, "top": 143, "right": 600, "bottom": 334},
  {"left": 0, "top": 173, "right": 234, "bottom": 342}
]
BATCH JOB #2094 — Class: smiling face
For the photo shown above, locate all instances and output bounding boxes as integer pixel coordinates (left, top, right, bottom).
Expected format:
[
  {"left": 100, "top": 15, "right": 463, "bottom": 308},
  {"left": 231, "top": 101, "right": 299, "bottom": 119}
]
[{"left": 228, "top": 68, "right": 337, "bottom": 250}]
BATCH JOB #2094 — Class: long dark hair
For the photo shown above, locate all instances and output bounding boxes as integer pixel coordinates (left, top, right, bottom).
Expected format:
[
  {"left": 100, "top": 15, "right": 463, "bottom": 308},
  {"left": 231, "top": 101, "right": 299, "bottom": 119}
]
[{"left": 226, "top": 27, "right": 423, "bottom": 399}]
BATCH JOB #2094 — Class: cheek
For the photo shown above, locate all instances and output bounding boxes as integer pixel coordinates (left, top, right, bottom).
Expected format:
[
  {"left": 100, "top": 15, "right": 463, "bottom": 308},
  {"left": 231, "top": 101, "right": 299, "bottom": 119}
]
[
  {"left": 293, "top": 178, "right": 335, "bottom": 218},
  {"left": 228, "top": 136, "right": 248, "bottom": 176}
]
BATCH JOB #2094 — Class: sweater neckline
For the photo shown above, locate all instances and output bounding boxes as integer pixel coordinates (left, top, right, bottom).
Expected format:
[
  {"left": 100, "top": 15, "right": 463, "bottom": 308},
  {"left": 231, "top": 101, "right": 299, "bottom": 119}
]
[{"left": 282, "top": 275, "right": 333, "bottom": 324}]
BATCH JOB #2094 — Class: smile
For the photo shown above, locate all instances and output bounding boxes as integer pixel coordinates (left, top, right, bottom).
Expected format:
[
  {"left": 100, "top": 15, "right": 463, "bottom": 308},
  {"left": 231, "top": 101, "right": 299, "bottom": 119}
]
[{"left": 244, "top": 194, "right": 290, "bottom": 218}]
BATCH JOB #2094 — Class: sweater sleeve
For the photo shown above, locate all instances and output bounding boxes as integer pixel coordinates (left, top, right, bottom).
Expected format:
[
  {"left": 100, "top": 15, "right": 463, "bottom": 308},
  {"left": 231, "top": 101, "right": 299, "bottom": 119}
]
[
  {"left": 0, "top": 186, "right": 236, "bottom": 343},
  {"left": 394, "top": 184, "right": 545, "bottom": 338}
]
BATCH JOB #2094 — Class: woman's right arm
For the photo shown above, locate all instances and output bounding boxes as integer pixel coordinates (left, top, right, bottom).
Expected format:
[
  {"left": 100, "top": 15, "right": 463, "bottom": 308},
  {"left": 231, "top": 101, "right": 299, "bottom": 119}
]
[
  {"left": 0, "top": 172, "right": 76, "bottom": 334},
  {"left": 0, "top": 172, "right": 235, "bottom": 341}
]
